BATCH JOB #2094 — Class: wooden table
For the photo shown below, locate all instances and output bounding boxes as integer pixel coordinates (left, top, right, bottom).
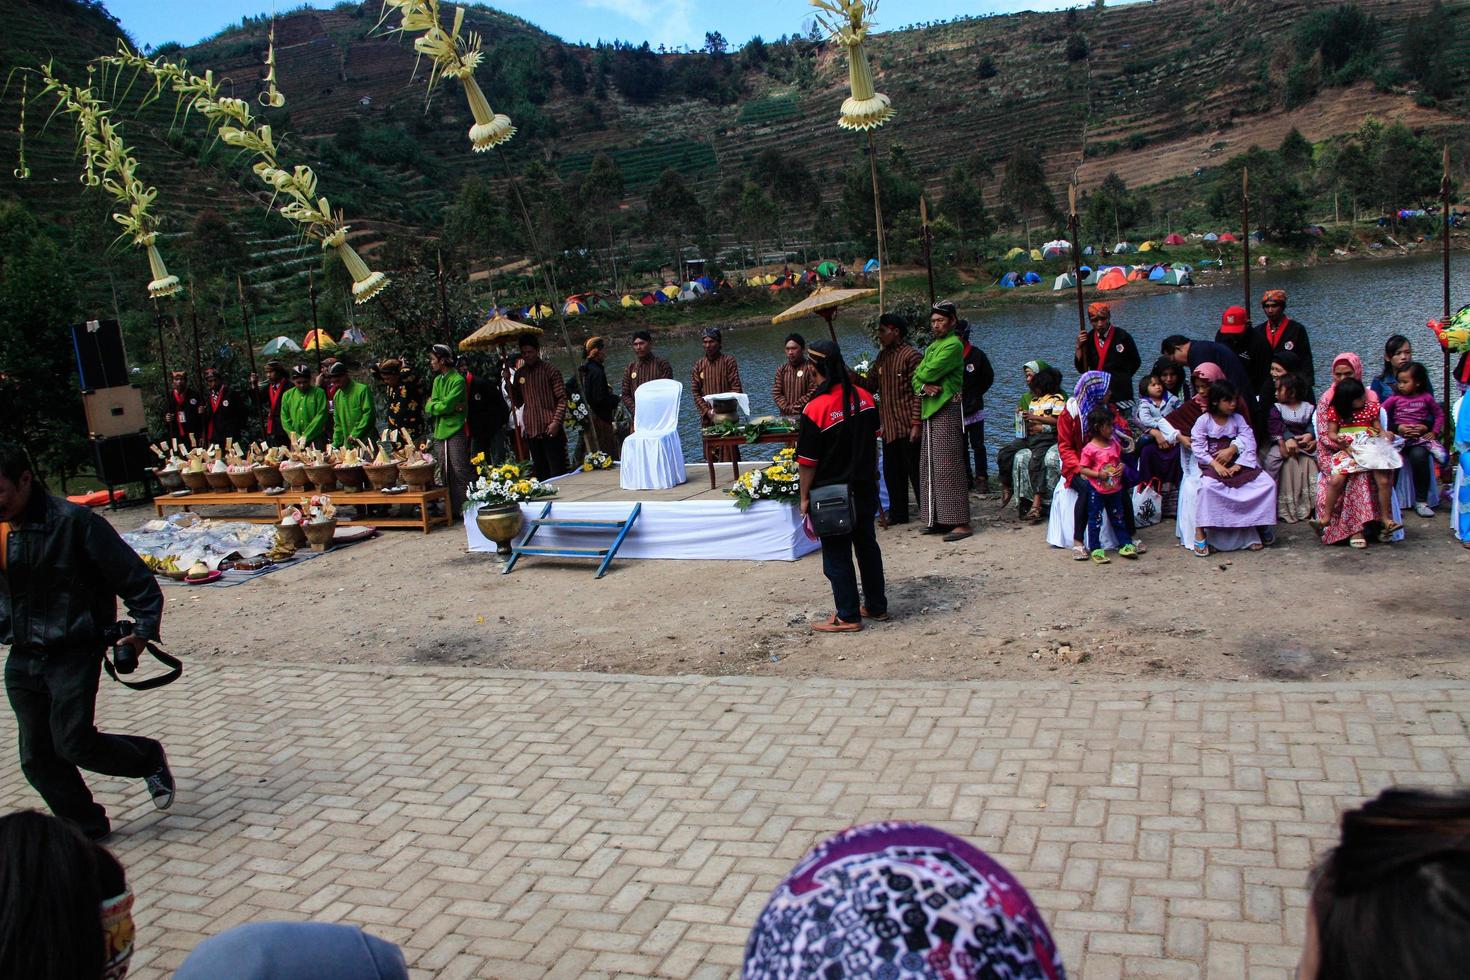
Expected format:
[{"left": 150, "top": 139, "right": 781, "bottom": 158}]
[
  {"left": 153, "top": 488, "right": 452, "bottom": 534},
  {"left": 700, "top": 431, "right": 799, "bottom": 489}
]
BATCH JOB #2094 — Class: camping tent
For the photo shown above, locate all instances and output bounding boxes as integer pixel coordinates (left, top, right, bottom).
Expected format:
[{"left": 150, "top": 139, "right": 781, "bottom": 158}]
[
  {"left": 620, "top": 294, "right": 638, "bottom": 308},
  {"left": 684, "top": 280, "right": 707, "bottom": 296},
  {"left": 1097, "top": 268, "right": 1129, "bottom": 291},
  {"left": 660, "top": 284, "right": 680, "bottom": 298},
  {"left": 1113, "top": 242, "right": 1134, "bottom": 253},
  {"left": 1164, "top": 233, "right": 1186, "bottom": 245},
  {"left": 1021, "top": 271, "right": 1043, "bottom": 285},
  {"left": 815, "top": 260, "right": 839, "bottom": 277},
  {"left": 1139, "top": 241, "right": 1156, "bottom": 252},
  {"left": 302, "top": 329, "right": 336, "bottom": 351},
  {"left": 1029, "top": 248, "right": 1043, "bottom": 261},
  {"left": 1160, "top": 268, "right": 1192, "bottom": 286},
  {"left": 1218, "top": 232, "right": 1238, "bottom": 243},
  {"left": 1053, "top": 272, "right": 1077, "bottom": 291},
  {"left": 997, "top": 271, "right": 1022, "bottom": 288},
  {"left": 863, "top": 258, "right": 880, "bottom": 273},
  {"left": 1202, "top": 232, "right": 1219, "bottom": 242},
  {"left": 639, "top": 293, "right": 657, "bottom": 306},
  {"left": 1147, "top": 264, "right": 1168, "bottom": 281},
  {"left": 1004, "top": 247, "right": 1027, "bottom": 261},
  {"left": 563, "top": 299, "right": 587, "bottom": 315},
  {"left": 696, "top": 276, "right": 715, "bottom": 291},
  {"left": 260, "top": 336, "right": 301, "bottom": 355},
  {"left": 339, "top": 326, "right": 367, "bottom": 346},
  {"left": 1126, "top": 266, "right": 1148, "bottom": 282},
  {"left": 1041, "top": 239, "right": 1070, "bottom": 260}
]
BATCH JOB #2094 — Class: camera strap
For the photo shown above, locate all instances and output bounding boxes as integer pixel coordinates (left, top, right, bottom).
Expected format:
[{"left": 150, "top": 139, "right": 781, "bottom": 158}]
[{"left": 104, "top": 643, "right": 184, "bottom": 690}]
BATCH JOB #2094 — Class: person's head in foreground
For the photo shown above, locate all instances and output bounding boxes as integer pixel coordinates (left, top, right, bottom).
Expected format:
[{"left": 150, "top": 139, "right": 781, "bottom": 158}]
[
  {"left": 744, "top": 822, "right": 1065, "bottom": 979},
  {"left": 175, "top": 921, "right": 408, "bottom": 980},
  {"left": 1301, "top": 787, "right": 1470, "bottom": 980},
  {"left": 0, "top": 810, "right": 133, "bottom": 980}
]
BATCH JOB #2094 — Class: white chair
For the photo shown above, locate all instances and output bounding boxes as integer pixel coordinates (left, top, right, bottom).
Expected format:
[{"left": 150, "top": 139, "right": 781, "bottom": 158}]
[{"left": 620, "top": 379, "right": 687, "bottom": 490}]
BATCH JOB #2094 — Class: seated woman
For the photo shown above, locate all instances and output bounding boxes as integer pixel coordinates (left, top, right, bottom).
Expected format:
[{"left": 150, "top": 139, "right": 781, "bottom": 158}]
[
  {"left": 1166, "top": 362, "right": 1214, "bottom": 550},
  {"left": 998, "top": 366, "right": 1065, "bottom": 519},
  {"left": 1317, "top": 369, "right": 1403, "bottom": 545},
  {"left": 1190, "top": 380, "right": 1278, "bottom": 554},
  {"left": 1264, "top": 371, "right": 1318, "bottom": 523},
  {"left": 1133, "top": 368, "right": 1182, "bottom": 489},
  {"left": 1314, "top": 353, "right": 1405, "bottom": 548},
  {"left": 1157, "top": 357, "right": 1186, "bottom": 402},
  {"left": 1047, "top": 370, "right": 1141, "bottom": 556}
]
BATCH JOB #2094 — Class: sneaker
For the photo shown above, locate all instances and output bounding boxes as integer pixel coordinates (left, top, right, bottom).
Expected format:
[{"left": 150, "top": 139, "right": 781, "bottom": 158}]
[
  {"left": 145, "top": 752, "right": 175, "bottom": 811},
  {"left": 1090, "top": 549, "right": 1111, "bottom": 564},
  {"left": 1415, "top": 503, "right": 1435, "bottom": 518}
]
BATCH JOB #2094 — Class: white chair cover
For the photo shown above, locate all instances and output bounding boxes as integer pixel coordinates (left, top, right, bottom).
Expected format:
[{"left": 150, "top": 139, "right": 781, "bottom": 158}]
[{"left": 620, "top": 379, "right": 687, "bottom": 490}]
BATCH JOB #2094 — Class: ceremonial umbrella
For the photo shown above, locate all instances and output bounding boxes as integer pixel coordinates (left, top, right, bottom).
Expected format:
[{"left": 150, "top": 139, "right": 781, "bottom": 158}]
[
  {"left": 771, "top": 286, "right": 879, "bottom": 342},
  {"left": 459, "top": 313, "right": 543, "bottom": 351}
]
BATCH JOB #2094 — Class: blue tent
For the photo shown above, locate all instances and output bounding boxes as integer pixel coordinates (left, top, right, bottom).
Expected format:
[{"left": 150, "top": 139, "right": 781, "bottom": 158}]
[
  {"left": 1078, "top": 266, "right": 1092, "bottom": 278},
  {"left": 863, "top": 258, "right": 880, "bottom": 273},
  {"left": 1147, "top": 265, "right": 1167, "bottom": 281},
  {"left": 652, "top": 290, "right": 669, "bottom": 303},
  {"left": 1202, "top": 232, "right": 1219, "bottom": 242},
  {"left": 1021, "top": 271, "right": 1043, "bottom": 285},
  {"left": 997, "top": 271, "right": 1021, "bottom": 288},
  {"left": 695, "top": 276, "right": 714, "bottom": 291}
]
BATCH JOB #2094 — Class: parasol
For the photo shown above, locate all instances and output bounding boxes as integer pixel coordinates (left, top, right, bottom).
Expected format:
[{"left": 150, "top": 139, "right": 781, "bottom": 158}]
[
  {"left": 460, "top": 313, "right": 543, "bottom": 351},
  {"left": 771, "top": 286, "right": 879, "bottom": 341}
]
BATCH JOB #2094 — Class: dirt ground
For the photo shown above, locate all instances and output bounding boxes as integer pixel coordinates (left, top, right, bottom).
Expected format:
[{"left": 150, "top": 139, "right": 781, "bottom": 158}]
[{"left": 108, "top": 491, "right": 1470, "bottom": 685}]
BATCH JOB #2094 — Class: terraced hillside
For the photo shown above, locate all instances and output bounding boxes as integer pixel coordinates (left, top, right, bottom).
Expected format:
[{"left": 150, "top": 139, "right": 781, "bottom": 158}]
[{"left": 5, "top": 0, "right": 1470, "bottom": 278}]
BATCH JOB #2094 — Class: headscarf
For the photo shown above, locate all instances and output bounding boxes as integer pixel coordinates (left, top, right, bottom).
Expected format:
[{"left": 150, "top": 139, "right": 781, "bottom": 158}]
[
  {"left": 702, "top": 326, "right": 722, "bottom": 341},
  {"left": 1263, "top": 289, "right": 1287, "bottom": 307},
  {"left": 1316, "top": 352, "right": 1364, "bottom": 433},
  {"left": 175, "top": 922, "right": 409, "bottom": 980},
  {"left": 1019, "top": 359, "right": 1051, "bottom": 412},
  {"left": 1074, "top": 370, "right": 1110, "bottom": 422},
  {"left": 1191, "top": 361, "right": 1226, "bottom": 408},
  {"left": 743, "top": 822, "right": 1065, "bottom": 980},
  {"left": 1087, "top": 301, "right": 1111, "bottom": 321}
]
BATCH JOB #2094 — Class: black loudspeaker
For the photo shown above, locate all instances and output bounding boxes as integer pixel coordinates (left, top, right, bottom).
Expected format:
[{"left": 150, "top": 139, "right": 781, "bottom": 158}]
[
  {"left": 71, "top": 319, "right": 130, "bottom": 391},
  {"left": 91, "top": 433, "right": 152, "bottom": 489}
]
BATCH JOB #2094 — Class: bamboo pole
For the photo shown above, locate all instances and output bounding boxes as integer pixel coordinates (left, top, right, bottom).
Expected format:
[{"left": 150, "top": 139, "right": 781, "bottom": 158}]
[
  {"left": 307, "top": 270, "right": 322, "bottom": 375},
  {"left": 437, "top": 248, "right": 452, "bottom": 353},
  {"left": 1442, "top": 145, "right": 1452, "bottom": 426},
  {"left": 1242, "top": 167, "right": 1251, "bottom": 312},
  {"left": 920, "top": 196, "right": 936, "bottom": 307},
  {"left": 867, "top": 132, "right": 887, "bottom": 314},
  {"left": 153, "top": 300, "right": 169, "bottom": 430},
  {"left": 236, "top": 275, "right": 257, "bottom": 379},
  {"left": 1069, "top": 182, "right": 1087, "bottom": 337}
]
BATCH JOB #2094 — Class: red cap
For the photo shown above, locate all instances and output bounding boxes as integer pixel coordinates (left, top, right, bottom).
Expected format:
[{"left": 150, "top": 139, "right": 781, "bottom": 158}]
[{"left": 1220, "top": 306, "right": 1248, "bottom": 335}]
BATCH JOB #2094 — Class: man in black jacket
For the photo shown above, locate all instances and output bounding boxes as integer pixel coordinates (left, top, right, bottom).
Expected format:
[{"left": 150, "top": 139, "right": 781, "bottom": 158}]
[
  {"left": 459, "top": 355, "right": 510, "bottom": 465},
  {"left": 0, "top": 443, "right": 174, "bottom": 840},
  {"left": 956, "top": 321, "right": 995, "bottom": 493}
]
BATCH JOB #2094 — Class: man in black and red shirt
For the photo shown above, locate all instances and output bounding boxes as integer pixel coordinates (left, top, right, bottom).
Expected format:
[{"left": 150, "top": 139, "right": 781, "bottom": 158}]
[
  {"left": 163, "top": 371, "right": 200, "bottom": 444},
  {"left": 251, "top": 361, "right": 289, "bottom": 447},
  {"left": 796, "top": 341, "right": 886, "bottom": 633},
  {"left": 1253, "top": 289, "right": 1315, "bottom": 391},
  {"left": 200, "top": 368, "right": 244, "bottom": 447},
  {"left": 1073, "top": 301, "right": 1141, "bottom": 414}
]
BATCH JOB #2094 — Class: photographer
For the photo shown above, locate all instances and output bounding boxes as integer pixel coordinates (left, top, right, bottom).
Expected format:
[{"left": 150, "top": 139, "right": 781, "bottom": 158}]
[{"left": 0, "top": 443, "right": 175, "bottom": 841}]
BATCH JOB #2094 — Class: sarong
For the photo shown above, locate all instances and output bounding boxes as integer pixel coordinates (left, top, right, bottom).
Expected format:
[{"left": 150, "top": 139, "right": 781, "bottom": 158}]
[{"left": 920, "top": 397, "right": 971, "bottom": 527}]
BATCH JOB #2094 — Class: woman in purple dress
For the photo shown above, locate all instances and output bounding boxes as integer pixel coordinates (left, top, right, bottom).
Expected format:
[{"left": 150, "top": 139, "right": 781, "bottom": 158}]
[{"left": 1189, "top": 380, "right": 1278, "bottom": 554}]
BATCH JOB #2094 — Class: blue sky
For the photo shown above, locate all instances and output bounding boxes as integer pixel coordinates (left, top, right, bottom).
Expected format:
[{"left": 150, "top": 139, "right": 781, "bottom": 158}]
[{"left": 106, "top": 0, "right": 1091, "bottom": 52}]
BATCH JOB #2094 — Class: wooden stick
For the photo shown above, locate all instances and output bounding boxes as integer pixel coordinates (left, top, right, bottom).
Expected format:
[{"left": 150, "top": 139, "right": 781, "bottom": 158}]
[
  {"left": 1443, "top": 145, "right": 1453, "bottom": 426},
  {"left": 867, "top": 132, "right": 887, "bottom": 314},
  {"left": 1068, "top": 182, "right": 1088, "bottom": 336},
  {"left": 1242, "top": 167, "right": 1251, "bottom": 312}
]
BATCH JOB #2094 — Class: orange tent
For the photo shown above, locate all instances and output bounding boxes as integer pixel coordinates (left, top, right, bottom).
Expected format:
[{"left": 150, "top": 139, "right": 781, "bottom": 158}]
[
  {"left": 1127, "top": 267, "right": 1148, "bottom": 282},
  {"left": 1096, "top": 268, "right": 1129, "bottom": 291}
]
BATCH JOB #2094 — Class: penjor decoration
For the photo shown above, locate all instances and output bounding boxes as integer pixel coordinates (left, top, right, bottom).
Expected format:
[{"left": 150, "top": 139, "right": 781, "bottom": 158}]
[
  {"left": 37, "top": 63, "right": 182, "bottom": 299},
  {"left": 380, "top": 0, "right": 515, "bottom": 153},
  {"left": 810, "top": 0, "right": 894, "bottom": 132},
  {"left": 259, "top": 22, "right": 286, "bottom": 108},
  {"left": 100, "top": 43, "right": 389, "bottom": 303}
]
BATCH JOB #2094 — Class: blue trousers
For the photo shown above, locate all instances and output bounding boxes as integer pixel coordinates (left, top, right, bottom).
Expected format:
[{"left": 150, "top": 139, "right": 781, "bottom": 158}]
[{"left": 1087, "top": 486, "right": 1133, "bottom": 552}]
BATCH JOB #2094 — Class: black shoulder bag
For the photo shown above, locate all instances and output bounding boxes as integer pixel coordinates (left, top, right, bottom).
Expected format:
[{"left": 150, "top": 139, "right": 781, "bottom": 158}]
[{"left": 807, "top": 388, "right": 861, "bottom": 537}]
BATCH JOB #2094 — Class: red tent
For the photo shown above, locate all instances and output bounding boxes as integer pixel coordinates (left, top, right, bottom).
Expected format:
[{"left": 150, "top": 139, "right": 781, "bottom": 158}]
[
  {"left": 1218, "top": 232, "right": 1239, "bottom": 243},
  {"left": 1164, "top": 233, "right": 1185, "bottom": 245}
]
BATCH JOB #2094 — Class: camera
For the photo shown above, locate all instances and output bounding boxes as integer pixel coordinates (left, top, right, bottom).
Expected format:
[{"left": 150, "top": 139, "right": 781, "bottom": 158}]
[{"left": 103, "top": 620, "right": 138, "bottom": 675}]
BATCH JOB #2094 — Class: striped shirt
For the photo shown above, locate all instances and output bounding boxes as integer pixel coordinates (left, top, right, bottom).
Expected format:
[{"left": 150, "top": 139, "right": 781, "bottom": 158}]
[
  {"left": 773, "top": 359, "right": 819, "bottom": 416},
  {"left": 860, "top": 343, "right": 923, "bottom": 442},
  {"left": 621, "top": 355, "right": 673, "bottom": 415},
  {"left": 512, "top": 360, "right": 567, "bottom": 436},
  {"left": 691, "top": 353, "right": 742, "bottom": 421}
]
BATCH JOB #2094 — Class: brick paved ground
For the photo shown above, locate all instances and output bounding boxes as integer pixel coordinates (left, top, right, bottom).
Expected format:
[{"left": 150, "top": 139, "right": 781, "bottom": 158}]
[{"left": 2, "top": 667, "right": 1467, "bottom": 979}]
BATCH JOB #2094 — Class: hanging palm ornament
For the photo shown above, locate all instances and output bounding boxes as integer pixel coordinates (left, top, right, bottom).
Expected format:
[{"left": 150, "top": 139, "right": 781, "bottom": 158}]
[
  {"left": 259, "top": 22, "right": 286, "bottom": 108},
  {"left": 379, "top": 0, "right": 515, "bottom": 153},
  {"left": 810, "top": 0, "right": 894, "bottom": 131}
]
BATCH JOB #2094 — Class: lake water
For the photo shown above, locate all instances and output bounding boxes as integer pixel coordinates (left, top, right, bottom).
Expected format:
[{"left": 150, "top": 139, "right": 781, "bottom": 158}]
[{"left": 610, "top": 253, "right": 1470, "bottom": 464}]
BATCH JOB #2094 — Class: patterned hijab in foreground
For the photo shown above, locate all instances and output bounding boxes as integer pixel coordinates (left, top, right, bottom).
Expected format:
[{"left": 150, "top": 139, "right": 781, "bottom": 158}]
[{"left": 743, "top": 822, "right": 1066, "bottom": 979}]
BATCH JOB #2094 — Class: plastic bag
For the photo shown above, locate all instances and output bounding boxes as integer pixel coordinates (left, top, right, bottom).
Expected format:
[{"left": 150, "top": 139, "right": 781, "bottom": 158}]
[{"left": 1131, "top": 479, "right": 1164, "bottom": 527}]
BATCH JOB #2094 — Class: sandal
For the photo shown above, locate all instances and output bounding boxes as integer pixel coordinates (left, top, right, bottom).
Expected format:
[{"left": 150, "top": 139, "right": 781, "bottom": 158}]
[
  {"left": 920, "top": 525, "right": 948, "bottom": 535},
  {"left": 1349, "top": 534, "right": 1368, "bottom": 549},
  {"left": 1119, "top": 543, "right": 1138, "bottom": 559},
  {"left": 1072, "top": 544, "right": 1089, "bottom": 560},
  {"left": 812, "top": 614, "right": 862, "bottom": 633},
  {"left": 1259, "top": 528, "right": 1276, "bottom": 547},
  {"left": 1248, "top": 542, "right": 1264, "bottom": 551},
  {"left": 1133, "top": 541, "right": 1147, "bottom": 555},
  {"left": 1192, "top": 538, "right": 1210, "bottom": 557},
  {"left": 860, "top": 606, "right": 890, "bottom": 622},
  {"left": 1090, "top": 549, "right": 1111, "bottom": 564},
  {"left": 1381, "top": 520, "right": 1403, "bottom": 536},
  {"left": 941, "top": 528, "right": 973, "bottom": 542},
  {"left": 999, "top": 489, "right": 1013, "bottom": 508}
]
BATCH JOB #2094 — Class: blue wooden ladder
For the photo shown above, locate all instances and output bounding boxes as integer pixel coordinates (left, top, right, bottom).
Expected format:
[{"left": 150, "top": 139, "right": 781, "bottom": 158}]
[{"left": 502, "top": 502, "right": 642, "bottom": 578}]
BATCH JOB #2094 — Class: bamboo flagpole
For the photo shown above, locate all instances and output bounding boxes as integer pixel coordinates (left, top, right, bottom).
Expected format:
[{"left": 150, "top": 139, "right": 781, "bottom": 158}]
[
  {"left": 1442, "top": 145, "right": 1452, "bottom": 426},
  {"left": 437, "top": 247, "right": 453, "bottom": 354},
  {"left": 1069, "top": 182, "right": 1087, "bottom": 336},
  {"left": 867, "top": 133, "right": 887, "bottom": 314},
  {"left": 307, "top": 270, "right": 322, "bottom": 375},
  {"left": 1242, "top": 166, "right": 1251, "bottom": 312},
  {"left": 920, "top": 195, "right": 935, "bottom": 307},
  {"left": 236, "top": 274, "right": 257, "bottom": 379}
]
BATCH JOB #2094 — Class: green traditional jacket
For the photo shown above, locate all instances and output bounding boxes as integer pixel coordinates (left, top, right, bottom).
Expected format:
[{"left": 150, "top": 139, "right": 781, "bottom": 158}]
[
  {"left": 912, "top": 333, "right": 965, "bottom": 420},
  {"left": 280, "top": 386, "right": 327, "bottom": 446},
  {"left": 332, "top": 380, "right": 376, "bottom": 447},
  {"left": 424, "top": 370, "right": 467, "bottom": 441}
]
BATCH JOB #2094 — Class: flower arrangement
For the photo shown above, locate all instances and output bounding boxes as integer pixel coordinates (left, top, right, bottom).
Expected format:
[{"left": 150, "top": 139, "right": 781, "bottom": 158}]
[
  {"left": 465, "top": 456, "right": 557, "bottom": 508},
  {"left": 727, "top": 448, "right": 800, "bottom": 510},
  {"left": 581, "top": 451, "right": 612, "bottom": 472},
  {"left": 701, "top": 418, "right": 798, "bottom": 444},
  {"left": 851, "top": 355, "right": 874, "bottom": 383},
  {"left": 567, "top": 392, "right": 591, "bottom": 430}
]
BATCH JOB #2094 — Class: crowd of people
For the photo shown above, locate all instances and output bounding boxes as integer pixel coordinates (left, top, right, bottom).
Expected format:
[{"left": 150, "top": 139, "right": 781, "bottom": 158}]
[{"left": 4, "top": 784, "right": 1468, "bottom": 978}]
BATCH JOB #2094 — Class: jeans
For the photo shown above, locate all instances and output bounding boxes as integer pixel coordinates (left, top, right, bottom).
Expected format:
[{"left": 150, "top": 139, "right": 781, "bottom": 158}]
[
  {"left": 527, "top": 432, "right": 568, "bottom": 482},
  {"left": 5, "top": 645, "right": 163, "bottom": 834},
  {"left": 1403, "top": 443, "right": 1432, "bottom": 503},
  {"left": 881, "top": 436, "right": 921, "bottom": 524},
  {"left": 819, "top": 485, "right": 886, "bottom": 623},
  {"left": 1071, "top": 473, "right": 1135, "bottom": 546},
  {"left": 1086, "top": 486, "right": 1133, "bottom": 552}
]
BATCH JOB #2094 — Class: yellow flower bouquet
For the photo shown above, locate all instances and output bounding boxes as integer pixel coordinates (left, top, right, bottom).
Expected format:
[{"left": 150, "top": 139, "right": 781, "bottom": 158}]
[
  {"left": 465, "top": 458, "right": 557, "bottom": 507},
  {"left": 727, "top": 448, "right": 801, "bottom": 510},
  {"left": 580, "top": 451, "right": 612, "bottom": 472}
]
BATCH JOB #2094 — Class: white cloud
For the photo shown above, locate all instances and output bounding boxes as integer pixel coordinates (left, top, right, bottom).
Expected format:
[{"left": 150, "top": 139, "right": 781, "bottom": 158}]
[{"left": 578, "top": 0, "right": 698, "bottom": 49}]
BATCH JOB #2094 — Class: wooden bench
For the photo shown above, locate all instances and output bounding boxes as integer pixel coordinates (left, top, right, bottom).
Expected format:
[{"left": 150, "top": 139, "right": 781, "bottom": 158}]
[{"left": 153, "top": 488, "right": 452, "bottom": 534}]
